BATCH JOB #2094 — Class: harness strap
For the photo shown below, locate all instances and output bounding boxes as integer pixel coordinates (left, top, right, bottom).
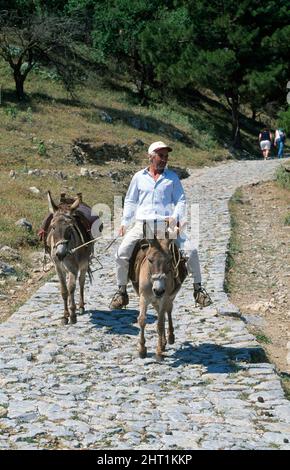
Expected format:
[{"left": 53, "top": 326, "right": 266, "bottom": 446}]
[
  {"left": 170, "top": 243, "right": 182, "bottom": 280},
  {"left": 54, "top": 239, "right": 69, "bottom": 248},
  {"left": 74, "top": 223, "right": 85, "bottom": 245}
]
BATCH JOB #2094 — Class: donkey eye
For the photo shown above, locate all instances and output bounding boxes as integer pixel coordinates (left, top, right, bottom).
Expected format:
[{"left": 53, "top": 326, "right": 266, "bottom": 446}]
[{"left": 147, "top": 257, "right": 153, "bottom": 263}]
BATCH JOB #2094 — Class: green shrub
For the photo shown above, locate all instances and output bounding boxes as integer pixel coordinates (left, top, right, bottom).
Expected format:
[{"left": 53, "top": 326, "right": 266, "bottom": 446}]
[
  {"left": 37, "top": 141, "right": 47, "bottom": 156},
  {"left": 5, "top": 106, "right": 18, "bottom": 119},
  {"left": 277, "top": 106, "right": 290, "bottom": 134},
  {"left": 284, "top": 213, "right": 290, "bottom": 225},
  {"left": 276, "top": 166, "right": 290, "bottom": 190}
]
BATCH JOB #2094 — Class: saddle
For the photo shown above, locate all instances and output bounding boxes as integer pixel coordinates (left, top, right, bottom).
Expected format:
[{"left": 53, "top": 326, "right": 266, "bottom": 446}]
[{"left": 128, "top": 239, "right": 188, "bottom": 294}]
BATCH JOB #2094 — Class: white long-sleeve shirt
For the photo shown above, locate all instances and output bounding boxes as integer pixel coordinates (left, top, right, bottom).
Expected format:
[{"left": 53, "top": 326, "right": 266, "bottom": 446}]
[{"left": 121, "top": 168, "right": 187, "bottom": 227}]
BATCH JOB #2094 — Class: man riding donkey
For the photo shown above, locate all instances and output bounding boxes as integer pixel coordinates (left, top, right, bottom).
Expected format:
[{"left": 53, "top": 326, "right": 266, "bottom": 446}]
[{"left": 110, "top": 141, "right": 212, "bottom": 309}]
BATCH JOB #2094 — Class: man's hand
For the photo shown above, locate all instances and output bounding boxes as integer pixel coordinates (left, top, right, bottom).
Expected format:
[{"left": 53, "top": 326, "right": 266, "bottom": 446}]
[
  {"left": 165, "top": 217, "right": 180, "bottom": 237},
  {"left": 165, "top": 217, "right": 177, "bottom": 229},
  {"left": 118, "top": 225, "right": 126, "bottom": 237}
]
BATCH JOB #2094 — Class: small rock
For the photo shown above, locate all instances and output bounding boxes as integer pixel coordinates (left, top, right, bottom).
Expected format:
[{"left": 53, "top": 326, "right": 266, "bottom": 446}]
[
  {"left": 56, "top": 171, "right": 66, "bottom": 180},
  {"left": 0, "top": 261, "right": 17, "bottom": 277},
  {"left": 99, "top": 111, "right": 113, "bottom": 123},
  {"left": 0, "top": 246, "right": 20, "bottom": 260},
  {"left": 0, "top": 406, "right": 7, "bottom": 417},
  {"left": 133, "top": 139, "right": 144, "bottom": 147},
  {"left": 29, "top": 186, "right": 40, "bottom": 195},
  {"left": 9, "top": 170, "right": 16, "bottom": 178},
  {"left": 172, "top": 130, "right": 184, "bottom": 141},
  {"left": 15, "top": 218, "right": 32, "bottom": 231},
  {"left": 28, "top": 169, "right": 42, "bottom": 176},
  {"left": 80, "top": 168, "right": 90, "bottom": 177},
  {"left": 257, "top": 396, "right": 264, "bottom": 403}
]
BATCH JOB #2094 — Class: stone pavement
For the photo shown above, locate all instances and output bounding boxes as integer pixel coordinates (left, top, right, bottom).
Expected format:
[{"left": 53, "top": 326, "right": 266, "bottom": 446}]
[{"left": 0, "top": 159, "right": 290, "bottom": 450}]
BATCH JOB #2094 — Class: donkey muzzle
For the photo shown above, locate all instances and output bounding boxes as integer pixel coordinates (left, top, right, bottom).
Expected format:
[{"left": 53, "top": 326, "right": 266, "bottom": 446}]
[
  {"left": 55, "top": 240, "right": 69, "bottom": 260},
  {"left": 152, "top": 274, "right": 166, "bottom": 298},
  {"left": 153, "top": 287, "right": 165, "bottom": 298}
]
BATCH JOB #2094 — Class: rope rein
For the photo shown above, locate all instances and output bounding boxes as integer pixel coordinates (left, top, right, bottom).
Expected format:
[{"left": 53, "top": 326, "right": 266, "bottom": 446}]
[{"left": 171, "top": 243, "right": 181, "bottom": 279}]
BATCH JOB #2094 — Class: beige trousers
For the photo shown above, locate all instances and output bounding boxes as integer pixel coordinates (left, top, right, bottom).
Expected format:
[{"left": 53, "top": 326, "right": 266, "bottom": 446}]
[{"left": 115, "top": 221, "right": 202, "bottom": 286}]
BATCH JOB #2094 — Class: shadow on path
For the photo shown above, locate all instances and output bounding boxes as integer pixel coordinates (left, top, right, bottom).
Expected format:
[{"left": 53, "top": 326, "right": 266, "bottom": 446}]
[
  {"left": 88, "top": 308, "right": 156, "bottom": 336},
  {"left": 170, "top": 341, "right": 268, "bottom": 373}
]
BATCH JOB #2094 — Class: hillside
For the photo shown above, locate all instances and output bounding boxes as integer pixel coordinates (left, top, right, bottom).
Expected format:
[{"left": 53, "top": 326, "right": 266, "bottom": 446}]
[
  {"left": 0, "top": 57, "right": 276, "bottom": 319},
  {"left": 0, "top": 57, "right": 266, "bottom": 235}
]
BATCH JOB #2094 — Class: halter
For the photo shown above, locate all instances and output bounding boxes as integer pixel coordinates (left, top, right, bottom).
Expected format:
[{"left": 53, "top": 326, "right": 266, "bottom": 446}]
[
  {"left": 49, "top": 215, "right": 85, "bottom": 253},
  {"left": 151, "top": 273, "right": 166, "bottom": 280},
  {"left": 54, "top": 239, "right": 69, "bottom": 248},
  {"left": 144, "top": 239, "right": 181, "bottom": 281}
]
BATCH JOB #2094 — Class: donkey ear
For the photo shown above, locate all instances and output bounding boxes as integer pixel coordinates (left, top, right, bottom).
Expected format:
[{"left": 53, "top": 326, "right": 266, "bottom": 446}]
[
  {"left": 149, "top": 236, "right": 161, "bottom": 248},
  {"left": 70, "top": 196, "right": 80, "bottom": 211},
  {"left": 47, "top": 191, "right": 58, "bottom": 214}
]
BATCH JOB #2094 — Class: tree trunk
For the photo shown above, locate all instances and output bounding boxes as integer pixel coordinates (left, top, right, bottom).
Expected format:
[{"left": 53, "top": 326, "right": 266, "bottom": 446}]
[
  {"left": 251, "top": 108, "right": 256, "bottom": 121},
  {"left": 14, "top": 70, "right": 25, "bottom": 101},
  {"left": 232, "top": 101, "right": 241, "bottom": 148},
  {"left": 226, "top": 91, "right": 241, "bottom": 149}
]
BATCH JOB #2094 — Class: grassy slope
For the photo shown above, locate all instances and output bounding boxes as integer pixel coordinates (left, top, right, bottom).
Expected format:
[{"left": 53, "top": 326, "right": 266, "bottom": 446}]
[{"left": 0, "top": 57, "right": 264, "bottom": 253}]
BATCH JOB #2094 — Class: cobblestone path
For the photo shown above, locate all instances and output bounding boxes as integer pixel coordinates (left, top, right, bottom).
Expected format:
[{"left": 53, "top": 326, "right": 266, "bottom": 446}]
[{"left": 1, "top": 160, "right": 290, "bottom": 450}]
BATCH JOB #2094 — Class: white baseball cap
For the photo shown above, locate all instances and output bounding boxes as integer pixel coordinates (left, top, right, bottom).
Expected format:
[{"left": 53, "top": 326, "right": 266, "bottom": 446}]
[{"left": 148, "top": 141, "right": 172, "bottom": 154}]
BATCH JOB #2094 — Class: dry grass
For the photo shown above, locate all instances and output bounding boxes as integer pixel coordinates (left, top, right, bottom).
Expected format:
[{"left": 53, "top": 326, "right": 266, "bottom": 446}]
[
  {"left": 0, "top": 56, "right": 235, "bottom": 255},
  {"left": 226, "top": 179, "right": 290, "bottom": 379},
  {"left": 0, "top": 56, "right": 253, "bottom": 320}
]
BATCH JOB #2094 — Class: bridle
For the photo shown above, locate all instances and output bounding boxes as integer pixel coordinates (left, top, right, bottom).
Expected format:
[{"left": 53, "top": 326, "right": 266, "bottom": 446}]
[{"left": 48, "top": 214, "right": 85, "bottom": 253}]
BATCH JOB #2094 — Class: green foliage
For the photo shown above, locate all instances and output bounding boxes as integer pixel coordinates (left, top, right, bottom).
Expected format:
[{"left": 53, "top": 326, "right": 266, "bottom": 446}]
[
  {"left": 92, "top": 0, "right": 158, "bottom": 58},
  {"left": 190, "top": 49, "right": 238, "bottom": 94},
  {"left": 277, "top": 107, "right": 290, "bottom": 134},
  {"left": 284, "top": 213, "right": 290, "bottom": 226},
  {"left": 256, "top": 333, "right": 272, "bottom": 345},
  {"left": 1, "top": 0, "right": 290, "bottom": 146},
  {"left": 240, "top": 65, "right": 285, "bottom": 114},
  {"left": 32, "top": 64, "right": 61, "bottom": 82},
  {"left": 4, "top": 105, "right": 18, "bottom": 119},
  {"left": 139, "top": 7, "right": 191, "bottom": 89},
  {"left": 25, "top": 106, "right": 33, "bottom": 124},
  {"left": 37, "top": 140, "right": 47, "bottom": 156},
  {"left": 0, "top": 12, "right": 84, "bottom": 100},
  {"left": 276, "top": 166, "right": 290, "bottom": 189}
]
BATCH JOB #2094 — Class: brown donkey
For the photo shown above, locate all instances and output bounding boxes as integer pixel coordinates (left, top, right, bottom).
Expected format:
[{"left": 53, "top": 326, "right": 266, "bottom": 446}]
[
  {"left": 46, "top": 192, "right": 94, "bottom": 325},
  {"left": 129, "top": 237, "right": 187, "bottom": 360}
]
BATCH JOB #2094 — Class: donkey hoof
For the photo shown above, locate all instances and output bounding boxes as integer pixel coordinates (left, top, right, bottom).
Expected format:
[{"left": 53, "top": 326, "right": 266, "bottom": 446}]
[
  {"left": 61, "top": 317, "right": 69, "bottom": 325},
  {"left": 70, "top": 316, "right": 77, "bottom": 324},
  {"left": 79, "top": 307, "right": 85, "bottom": 315},
  {"left": 139, "top": 348, "right": 147, "bottom": 359},
  {"left": 168, "top": 334, "right": 175, "bottom": 345},
  {"left": 156, "top": 353, "right": 164, "bottom": 363}
]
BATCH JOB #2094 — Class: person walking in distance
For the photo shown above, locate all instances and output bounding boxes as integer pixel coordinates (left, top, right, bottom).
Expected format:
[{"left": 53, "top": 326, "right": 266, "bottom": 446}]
[
  {"left": 259, "top": 128, "right": 273, "bottom": 160},
  {"left": 274, "top": 128, "right": 286, "bottom": 159}
]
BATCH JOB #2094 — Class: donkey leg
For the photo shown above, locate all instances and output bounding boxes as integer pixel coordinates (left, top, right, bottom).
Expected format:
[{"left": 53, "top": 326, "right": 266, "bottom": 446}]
[
  {"left": 138, "top": 295, "right": 148, "bottom": 358},
  {"left": 167, "top": 303, "right": 175, "bottom": 345},
  {"left": 78, "top": 267, "right": 87, "bottom": 315},
  {"left": 156, "top": 310, "right": 166, "bottom": 360},
  {"left": 68, "top": 272, "right": 77, "bottom": 324},
  {"left": 56, "top": 266, "right": 69, "bottom": 325}
]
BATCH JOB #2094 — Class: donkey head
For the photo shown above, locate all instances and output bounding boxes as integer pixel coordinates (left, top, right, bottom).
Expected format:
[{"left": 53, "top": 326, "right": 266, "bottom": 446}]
[
  {"left": 146, "top": 238, "right": 173, "bottom": 298},
  {"left": 47, "top": 191, "right": 80, "bottom": 260}
]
